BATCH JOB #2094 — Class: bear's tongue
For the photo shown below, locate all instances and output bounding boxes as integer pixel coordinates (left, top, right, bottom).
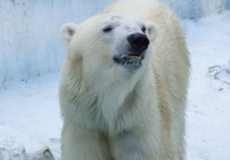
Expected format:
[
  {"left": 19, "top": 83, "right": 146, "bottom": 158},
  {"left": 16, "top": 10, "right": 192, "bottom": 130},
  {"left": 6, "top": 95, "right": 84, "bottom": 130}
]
[{"left": 126, "top": 55, "right": 142, "bottom": 60}]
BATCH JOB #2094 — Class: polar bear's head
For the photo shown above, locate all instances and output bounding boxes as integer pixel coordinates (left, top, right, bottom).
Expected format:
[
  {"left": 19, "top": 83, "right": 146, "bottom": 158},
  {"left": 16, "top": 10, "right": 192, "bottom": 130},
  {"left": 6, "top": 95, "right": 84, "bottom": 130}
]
[{"left": 60, "top": 13, "right": 157, "bottom": 76}]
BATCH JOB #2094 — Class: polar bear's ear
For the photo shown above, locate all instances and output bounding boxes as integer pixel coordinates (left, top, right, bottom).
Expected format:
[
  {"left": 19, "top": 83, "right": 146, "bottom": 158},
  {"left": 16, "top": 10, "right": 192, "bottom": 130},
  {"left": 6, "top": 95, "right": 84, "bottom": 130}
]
[
  {"left": 60, "top": 23, "right": 78, "bottom": 46},
  {"left": 146, "top": 22, "right": 158, "bottom": 42}
]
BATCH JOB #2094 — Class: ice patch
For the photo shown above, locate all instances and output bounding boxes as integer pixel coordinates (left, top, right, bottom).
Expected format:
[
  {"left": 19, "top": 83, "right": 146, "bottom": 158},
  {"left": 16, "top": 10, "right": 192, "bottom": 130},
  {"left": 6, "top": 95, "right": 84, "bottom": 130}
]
[{"left": 208, "top": 61, "right": 230, "bottom": 84}]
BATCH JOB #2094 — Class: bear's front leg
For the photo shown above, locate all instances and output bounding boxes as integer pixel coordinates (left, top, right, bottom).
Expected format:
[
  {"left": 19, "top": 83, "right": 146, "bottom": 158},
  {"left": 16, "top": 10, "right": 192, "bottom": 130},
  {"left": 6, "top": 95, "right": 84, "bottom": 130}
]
[{"left": 61, "top": 122, "right": 113, "bottom": 160}]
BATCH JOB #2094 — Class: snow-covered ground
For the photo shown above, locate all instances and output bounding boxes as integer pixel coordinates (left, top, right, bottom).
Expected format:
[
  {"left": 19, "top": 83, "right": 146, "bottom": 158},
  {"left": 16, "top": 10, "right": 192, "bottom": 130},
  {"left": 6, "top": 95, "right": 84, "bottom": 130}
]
[
  {"left": 0, "top": 10, "right": 230, "bottom": 160},
  {"left": 0, "top": 72, "right": 61, "bottom": 159},
  {"left": 183, "top": 11, "right": 230, "bottom": 160}
]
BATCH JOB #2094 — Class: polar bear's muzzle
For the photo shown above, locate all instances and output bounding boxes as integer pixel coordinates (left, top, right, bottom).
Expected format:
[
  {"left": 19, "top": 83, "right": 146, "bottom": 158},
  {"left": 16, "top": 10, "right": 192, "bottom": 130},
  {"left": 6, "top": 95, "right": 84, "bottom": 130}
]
[{"left": 113, "top": 33, "right": 149, "bottom": 69}]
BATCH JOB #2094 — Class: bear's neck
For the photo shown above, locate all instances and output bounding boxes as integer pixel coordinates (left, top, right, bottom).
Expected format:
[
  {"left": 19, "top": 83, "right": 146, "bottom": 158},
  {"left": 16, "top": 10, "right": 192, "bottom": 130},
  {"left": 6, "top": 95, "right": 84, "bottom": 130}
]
[
  {"left": 91, "top": 66, "right": 155, "bottom": 133},
  {"left": 60, "top": 57, "right": 155, "bottom": 133}
]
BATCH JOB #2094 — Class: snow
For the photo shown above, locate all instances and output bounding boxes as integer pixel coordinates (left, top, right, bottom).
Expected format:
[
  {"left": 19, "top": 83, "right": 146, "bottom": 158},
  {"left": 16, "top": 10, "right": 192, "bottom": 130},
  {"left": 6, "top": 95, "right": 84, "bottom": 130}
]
[
  {"left": 208, "top": 62, "right": 230, "bottom": 85},
  {"left": 0, "top": 1, "right": 230, "bottom": 160},
  {"left": 183, "top": 11, "right": 230, "bottom": 160},
  {"left": 0, "top": 73, "right": 62, "bottom": 159}
]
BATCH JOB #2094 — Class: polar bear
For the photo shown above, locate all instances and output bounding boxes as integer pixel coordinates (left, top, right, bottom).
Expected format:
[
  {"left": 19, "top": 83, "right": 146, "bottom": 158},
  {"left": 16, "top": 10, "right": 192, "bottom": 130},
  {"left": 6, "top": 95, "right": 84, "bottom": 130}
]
[{"left": 59, "top": 0, "right": 190, "bottom": 160}]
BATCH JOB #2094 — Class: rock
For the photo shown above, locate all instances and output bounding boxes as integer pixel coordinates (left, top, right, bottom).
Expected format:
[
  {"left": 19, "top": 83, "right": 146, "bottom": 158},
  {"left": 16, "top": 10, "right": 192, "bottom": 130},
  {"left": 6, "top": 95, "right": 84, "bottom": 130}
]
[
  {"left": 0, "top": 125, "right": 55, "bottom": 160},
  {"left": 0, "top": 141, "right": 28, "bottom": 160}
]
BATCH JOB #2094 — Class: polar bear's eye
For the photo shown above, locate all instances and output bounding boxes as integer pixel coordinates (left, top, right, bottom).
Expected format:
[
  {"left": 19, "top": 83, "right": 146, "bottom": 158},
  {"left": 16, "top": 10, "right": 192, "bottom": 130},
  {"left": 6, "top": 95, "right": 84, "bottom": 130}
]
[
  {"left": 103, "top": 26, "right": 113, "bottom": 32},
  {"left": 141, "top": 26, "right": 146, "bottom": 33}
]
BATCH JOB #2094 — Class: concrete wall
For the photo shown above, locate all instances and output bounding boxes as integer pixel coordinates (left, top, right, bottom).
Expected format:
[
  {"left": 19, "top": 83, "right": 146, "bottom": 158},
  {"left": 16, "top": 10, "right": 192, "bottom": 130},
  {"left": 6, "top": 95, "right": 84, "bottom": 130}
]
[{"left": 0, "top": 0, "right": 229, "bottom": 85}]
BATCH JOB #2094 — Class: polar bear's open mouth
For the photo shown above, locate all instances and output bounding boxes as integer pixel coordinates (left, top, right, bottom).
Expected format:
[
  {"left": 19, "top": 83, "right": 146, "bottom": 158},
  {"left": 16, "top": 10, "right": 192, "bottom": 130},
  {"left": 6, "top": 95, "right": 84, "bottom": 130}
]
[
  {"left": 113, "top": 53, "right": 144, "bottom": 69},
  {"left": 126, "top": 54, "right": 143, "bottom": 59}
]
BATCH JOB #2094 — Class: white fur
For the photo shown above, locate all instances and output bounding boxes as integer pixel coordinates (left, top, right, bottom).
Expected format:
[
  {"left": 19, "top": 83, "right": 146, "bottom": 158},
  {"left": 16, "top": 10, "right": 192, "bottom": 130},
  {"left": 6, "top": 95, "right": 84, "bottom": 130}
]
[
  {"left": 59, "top": 0, "right": 190, "bottom": 159},
  {"left": 60, "top": 23, "right": 78, "bottom": 46}
]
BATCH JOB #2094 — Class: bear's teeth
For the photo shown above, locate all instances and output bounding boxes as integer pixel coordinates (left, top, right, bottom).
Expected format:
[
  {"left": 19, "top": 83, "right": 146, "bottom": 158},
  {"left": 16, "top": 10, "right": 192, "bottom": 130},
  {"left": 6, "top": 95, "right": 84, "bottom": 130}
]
[{"left": 127, "top": 55, "right": 142, "bottom": 59}]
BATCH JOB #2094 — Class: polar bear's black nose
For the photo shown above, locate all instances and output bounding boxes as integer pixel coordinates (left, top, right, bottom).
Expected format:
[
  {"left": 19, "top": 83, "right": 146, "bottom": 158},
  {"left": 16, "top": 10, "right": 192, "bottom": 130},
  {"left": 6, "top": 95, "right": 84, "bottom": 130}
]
[{"left": 127, "top": 33, "right": 150, "bottom": 52}]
